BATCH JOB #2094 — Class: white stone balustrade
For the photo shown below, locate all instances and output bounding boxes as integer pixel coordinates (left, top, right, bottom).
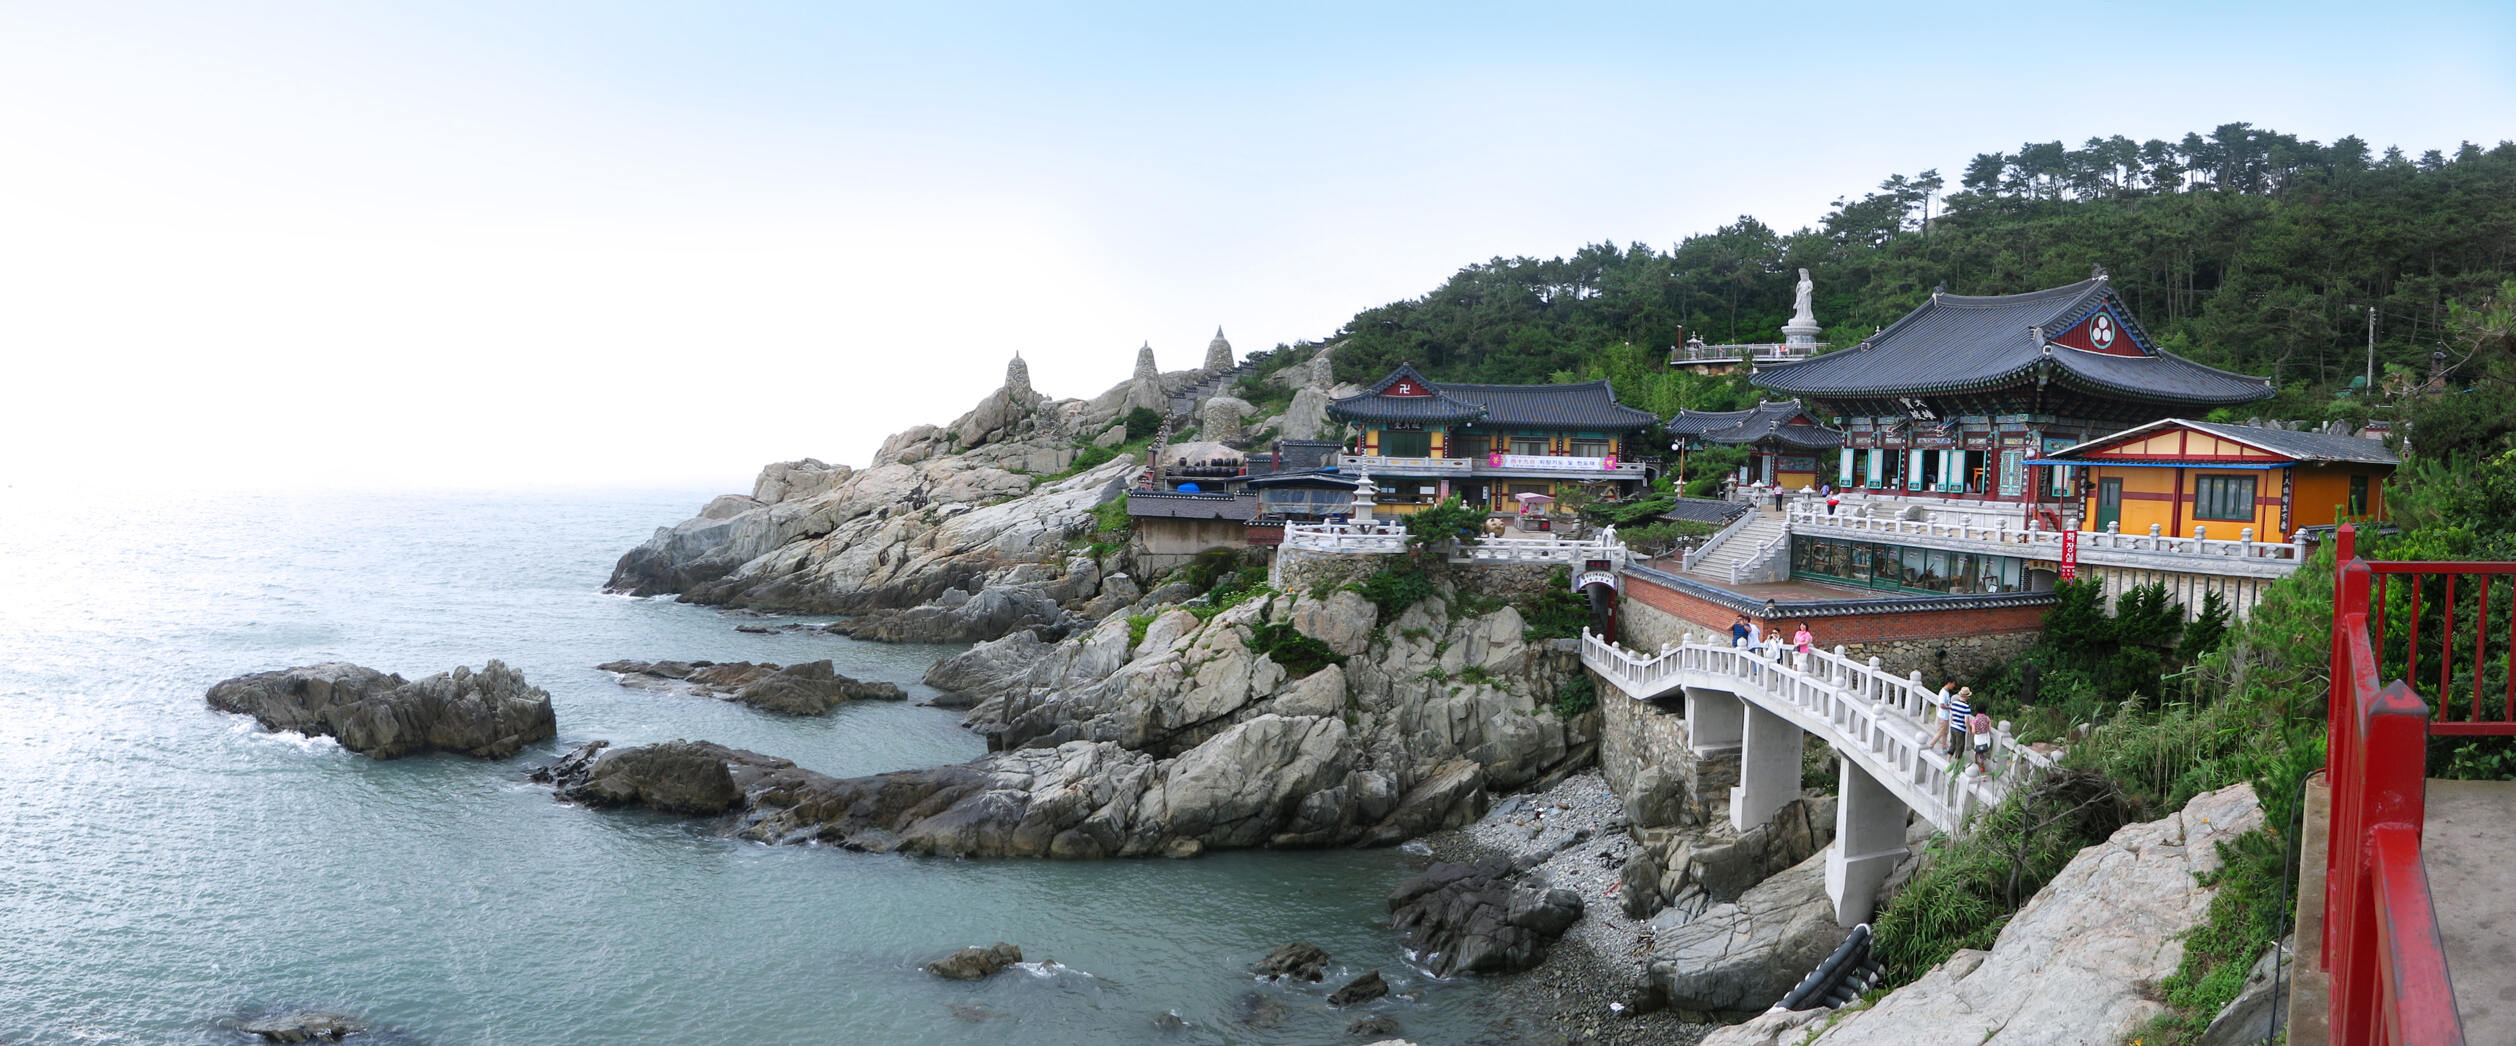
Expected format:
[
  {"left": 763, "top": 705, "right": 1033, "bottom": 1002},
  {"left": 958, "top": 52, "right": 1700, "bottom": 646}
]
[
  {"left": 1680, "top": 510, "right": 1758, "bottom": 573},
  {"left": 1786, "top": 502, "right": 2310, "bottom": 575},
  {"left": 1278, "top": 521, "right": 1411, "bottom": 553},
  {"left": 1282, "top": 522, "right": 1628, "bottom": 570},
  {"left": 1580, "top": 630, "right": 2062, "bottom": 925}
]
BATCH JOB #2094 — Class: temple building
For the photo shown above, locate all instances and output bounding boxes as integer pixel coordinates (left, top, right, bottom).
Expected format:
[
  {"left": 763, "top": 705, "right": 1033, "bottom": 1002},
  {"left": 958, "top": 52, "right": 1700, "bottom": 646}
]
[
  {"left": 1665, "top": 400, "right": 1843, "bottom": 492},
  {"left": 2033, "top": 419, "right": 2398, "bottom": 541},
  {"left": 1751, "top": 271, "right": 2274, "bottom": 510},
  {"left": 1327, "top": 364, "right": 1658, "bottom": 514}
]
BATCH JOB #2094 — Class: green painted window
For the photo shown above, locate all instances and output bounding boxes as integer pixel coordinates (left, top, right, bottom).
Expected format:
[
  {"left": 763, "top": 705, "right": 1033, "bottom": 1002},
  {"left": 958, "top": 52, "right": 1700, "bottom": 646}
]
[{"left": 2193, "top": 475, "right": 2256, "bottom": 522}]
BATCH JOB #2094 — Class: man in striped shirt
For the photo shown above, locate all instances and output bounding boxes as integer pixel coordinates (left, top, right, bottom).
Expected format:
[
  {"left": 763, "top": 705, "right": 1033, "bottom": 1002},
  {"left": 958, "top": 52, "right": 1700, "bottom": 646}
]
[{"left": 1931, "top": 686, "right": 1973, "bottom": 759}]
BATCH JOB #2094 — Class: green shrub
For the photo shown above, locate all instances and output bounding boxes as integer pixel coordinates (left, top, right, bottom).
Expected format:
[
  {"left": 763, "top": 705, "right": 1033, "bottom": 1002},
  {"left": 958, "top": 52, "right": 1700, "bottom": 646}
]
[
  {"left": 1356, "top": 564, "right": 1437, "bottom": 618},
  {"left": 1249, "top": 620, "right": 1345, "bottom": 677},
  {"left": 1458, "top": 665, "right": 1495, "bottom": 686},
  {"left": 1122, "top": 406, "right": 1163, "bottom": 441},
  {"left": 1551, "top": 675, "right": 1597, "bottom": 718},
  {"left": 1517, "top": 567, "right": 1592, "bottom": 641},
  {"left": 1125, "top": 614, "right": 1155, "bottom": 656}
]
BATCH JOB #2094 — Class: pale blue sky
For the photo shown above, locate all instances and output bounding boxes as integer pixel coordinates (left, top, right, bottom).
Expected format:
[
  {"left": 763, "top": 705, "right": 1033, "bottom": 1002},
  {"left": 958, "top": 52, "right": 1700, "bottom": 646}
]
[{"left": 4, "top": 1, "right": 2510, "bottom": 491}]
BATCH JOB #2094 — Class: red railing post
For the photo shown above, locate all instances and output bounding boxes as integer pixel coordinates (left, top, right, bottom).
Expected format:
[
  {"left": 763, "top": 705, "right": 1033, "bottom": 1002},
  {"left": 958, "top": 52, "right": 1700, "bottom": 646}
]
[{"left": 2325, "top": 557, "right": 2373, "bottom": 970}]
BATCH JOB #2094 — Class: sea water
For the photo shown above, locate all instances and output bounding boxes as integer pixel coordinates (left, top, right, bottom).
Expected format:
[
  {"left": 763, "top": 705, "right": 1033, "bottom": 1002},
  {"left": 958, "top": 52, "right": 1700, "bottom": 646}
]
[{"left": 0, "top": 486, "right": 1506, "bottom": 1044}]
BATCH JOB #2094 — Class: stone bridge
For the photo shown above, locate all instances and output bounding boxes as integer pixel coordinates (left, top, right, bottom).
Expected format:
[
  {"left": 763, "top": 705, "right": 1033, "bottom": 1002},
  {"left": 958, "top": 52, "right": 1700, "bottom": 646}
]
[{"left": 1580, "top": 632, "right": 2058, "bottom": 926}]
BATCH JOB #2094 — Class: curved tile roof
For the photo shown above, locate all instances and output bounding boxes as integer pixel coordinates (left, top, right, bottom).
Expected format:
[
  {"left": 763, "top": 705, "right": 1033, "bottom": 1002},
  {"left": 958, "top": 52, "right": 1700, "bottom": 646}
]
[
  {"left": 1669, "top": 400, "right": 1843, "bottom": 450},
  {"left": 1328, "top": 365, "right": 1658, "bottom": 429},
  {"left": 1751, "top": 278, "right": 2274, "bottom": 406}
]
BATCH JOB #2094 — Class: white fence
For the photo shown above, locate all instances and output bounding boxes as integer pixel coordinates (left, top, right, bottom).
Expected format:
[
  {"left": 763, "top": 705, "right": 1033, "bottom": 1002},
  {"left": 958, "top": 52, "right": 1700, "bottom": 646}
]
[
  {"left": 1581, "top": 631, "right": 2060, "bottom": 831},
  {"left": 1681, "top": 510, "right": 1759, "bottom": 573},
  {"left": 1788, "top": 503, "right": 2311, "bottom": 571},
  {"left": 1280, "top": 521, "right": 1628, "bottom": 570},
  {"left": 1730, "top": 527, "right": 1791, "bottom": 584}
]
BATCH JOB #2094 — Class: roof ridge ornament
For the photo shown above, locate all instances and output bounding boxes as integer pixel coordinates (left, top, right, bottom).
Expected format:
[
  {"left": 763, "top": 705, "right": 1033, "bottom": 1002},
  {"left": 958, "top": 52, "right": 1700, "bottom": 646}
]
[{"left": 2091, "top": 264, "right": 2108, "bottom": 281}]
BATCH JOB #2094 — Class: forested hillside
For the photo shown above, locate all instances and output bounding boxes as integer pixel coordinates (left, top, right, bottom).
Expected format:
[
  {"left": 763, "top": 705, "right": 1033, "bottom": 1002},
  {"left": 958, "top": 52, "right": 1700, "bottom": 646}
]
[{"left": 1319, "top": 123, "right": 2516, "bottom": 427}]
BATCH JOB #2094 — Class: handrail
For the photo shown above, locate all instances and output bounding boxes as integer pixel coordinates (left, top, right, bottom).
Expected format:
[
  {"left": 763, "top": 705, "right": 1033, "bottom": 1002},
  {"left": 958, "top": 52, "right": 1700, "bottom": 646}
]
[
  {"left": 2324, "top": 523, "right": 2468, "bottom": 1045},
  {"left": 1788, "top": 503, "right": 2311, "bottom": 563},
  {"left": 2358, "top": 557, "right": 2516, "bottom": 735},
  {"left": 1682, "top": 510, "right": 1760, "bottom": 573},
  {"left": 1730, "top": 526, "right": 1791, "bottom": 584},
  {"left": 1579, "top": 631, "right": 2058, "bottom": 832}
]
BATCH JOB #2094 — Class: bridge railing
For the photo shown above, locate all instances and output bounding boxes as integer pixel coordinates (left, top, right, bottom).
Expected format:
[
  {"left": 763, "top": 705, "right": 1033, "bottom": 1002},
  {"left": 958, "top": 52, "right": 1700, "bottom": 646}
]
[
  {"left": 1279, "top": 521, "right": 1410, "bottom": 553},
  {"left": 1581, "top": 631, "right": 2059, "bottom": 830},
  {"left": 2324, "top": 523, "right": 2469, "bottom": 1045},
  {"left": 1681, "top": 510, "right": 1759, "bottom": 573}
]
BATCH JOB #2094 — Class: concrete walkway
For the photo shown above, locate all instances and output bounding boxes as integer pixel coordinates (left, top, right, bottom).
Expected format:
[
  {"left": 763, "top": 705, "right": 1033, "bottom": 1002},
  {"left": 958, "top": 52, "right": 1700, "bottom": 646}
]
[
  {"left": 2289, "top": 776, "right": 2516, "bottom": 1045},
  {"left": 2425, "top": 778, "right": 2516, "bottom": 1044}
]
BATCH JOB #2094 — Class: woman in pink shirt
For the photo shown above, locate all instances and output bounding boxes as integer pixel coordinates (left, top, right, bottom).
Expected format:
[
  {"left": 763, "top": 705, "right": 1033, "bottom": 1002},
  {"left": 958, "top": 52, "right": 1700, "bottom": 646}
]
[{"left": 1791, "top": 626, "right": 1813, "bottom": 656}]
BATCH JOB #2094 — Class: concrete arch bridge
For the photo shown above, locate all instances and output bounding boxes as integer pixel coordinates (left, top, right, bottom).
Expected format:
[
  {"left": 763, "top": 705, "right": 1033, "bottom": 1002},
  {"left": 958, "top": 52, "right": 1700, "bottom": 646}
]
[{"left": 1580, "top": 632, "right": 2060, "bottom": 926}]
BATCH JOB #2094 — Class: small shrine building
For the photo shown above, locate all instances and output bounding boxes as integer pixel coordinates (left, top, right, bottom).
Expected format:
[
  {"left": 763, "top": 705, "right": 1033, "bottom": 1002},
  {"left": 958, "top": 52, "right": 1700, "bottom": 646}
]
[
  {"left": 1665, "top": 400, "right": 1843, "bottom": 492},
  {"left": 2034, "top": 418, "right": 2398, "bottom": 541}
]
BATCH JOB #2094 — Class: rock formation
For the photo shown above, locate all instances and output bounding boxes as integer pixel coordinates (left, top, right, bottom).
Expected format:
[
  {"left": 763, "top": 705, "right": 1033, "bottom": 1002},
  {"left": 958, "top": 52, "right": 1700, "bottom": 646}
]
[
  {"left": 1254, "top": 942, "right": 1331, "bottom": 982},
  {"left": 1386, "top": 858, "right": 1585, "bottom": 976},
  {"left": 1698, "top": 782, "right": 2265, "bottom": 1046},
  {"left": 1204, "top": 327, "right": 1234, "bottom": 372},
  {"left": 543, "top": 577, "right": 1596, "bottom": 860},
  {"left": 606, "top": 348, "right": 1221, "bottom": 642},
  {"left": 597, "top": 659, "right": 905, "bottom": 714},
  {"left": 1647, "top": 847, "right": 1845, "bottom": 1016},
  {"left": 925, "top": 942, "right": 1024, "bottom": 980},
  {"left": 1200, "top": 394, "right": 1252, "bottom": 443},
  {"left": 207, "top": 661, "right": 556, "bottom": 760}
]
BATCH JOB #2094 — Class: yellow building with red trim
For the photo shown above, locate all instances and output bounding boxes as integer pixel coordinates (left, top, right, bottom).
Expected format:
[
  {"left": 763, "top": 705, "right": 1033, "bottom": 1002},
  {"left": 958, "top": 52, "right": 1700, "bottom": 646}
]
[{"left": 2034, "top": 419, "right": 2397, "bottom": 541}]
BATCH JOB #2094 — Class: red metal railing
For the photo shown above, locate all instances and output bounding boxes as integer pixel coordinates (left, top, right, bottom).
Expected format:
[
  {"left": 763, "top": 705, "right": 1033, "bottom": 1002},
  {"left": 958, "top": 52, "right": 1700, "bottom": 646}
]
[
  {"left": 2324, "top": 523, "right": 2485, "bottom": 1045},
  {"left": 2361, "top": 538, "right": 2516, "bottom": 736}
]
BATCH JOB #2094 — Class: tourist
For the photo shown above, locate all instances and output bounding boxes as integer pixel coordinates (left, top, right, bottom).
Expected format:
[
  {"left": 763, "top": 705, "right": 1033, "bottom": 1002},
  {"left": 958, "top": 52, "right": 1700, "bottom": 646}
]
[
  {"left": 1730, "top": 614, "right": 1751, "bottom": 647},
  {"left": 1968, "top": 706, "right": 1994, "bottom": 774},
  {"left": 1946, "top": 687, "right": 1974, "bottom": 759},
  {"left": 1826, "top": 490, "right": 1840, "bottom": 515},
  {"left": 1929, "top": 682, "right": 1959, "bottom": 752},
  {"left": 1792, "top": 624, "right": 1813, "bottom": 656}
]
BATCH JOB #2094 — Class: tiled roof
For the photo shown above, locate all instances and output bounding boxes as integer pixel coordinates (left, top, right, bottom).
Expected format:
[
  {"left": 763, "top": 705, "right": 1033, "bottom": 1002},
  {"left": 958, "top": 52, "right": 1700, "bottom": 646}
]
[
  {"left": 1247, "top": 468, "right": 1357, "bottom": 489},
  {"left": 1125, "top": 490, "right": 1258, "bottom": 521},
  {"left": 2043, "top": 418, "right": 2400, "bottom": 466},
  {"left": 1327, "top": 363, "right": 1487, "bottom": 423},
  {"left": 1669, "top": 400, "right": 1842, "bottom": 450},
  {"left": 1329, "top": 365, "right": 1658, "bottom": 430},
  {"left": 1263, "top": 440, "right": 1342, "bottom": 473},
  {"left": 1660, "top": 497, "right": 1750, "bottom": 525},
  {"left": 1435, "top": 381, "right": 1661, "bottom": 430},
  {"left": 1751, "top": 278, "right": 2275, "bottom": 406}
]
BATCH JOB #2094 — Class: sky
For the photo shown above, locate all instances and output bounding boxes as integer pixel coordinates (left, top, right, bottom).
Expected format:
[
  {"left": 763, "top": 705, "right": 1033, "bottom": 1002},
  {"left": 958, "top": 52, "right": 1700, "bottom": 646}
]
[{"left": 3, "top": 1, "right": 2512, "bottom": 494}]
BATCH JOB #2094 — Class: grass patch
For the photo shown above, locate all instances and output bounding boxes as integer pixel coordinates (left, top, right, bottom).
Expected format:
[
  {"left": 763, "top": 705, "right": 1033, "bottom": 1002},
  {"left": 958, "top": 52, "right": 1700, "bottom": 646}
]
[
  {"left": 1354, "top": 563, "right": 1437, "bottom": 618},
  {"left": 1550, "top": 675, "right": 1596, "bottom": 718}
]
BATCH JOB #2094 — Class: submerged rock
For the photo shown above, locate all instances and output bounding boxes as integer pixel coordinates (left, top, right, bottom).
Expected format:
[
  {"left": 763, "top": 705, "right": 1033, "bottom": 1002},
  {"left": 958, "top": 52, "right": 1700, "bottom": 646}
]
[
  {"left": 1253, "top": 942, "right": 1330, "bottom": 982},
  {"left": 1386, "top": 858, "right": 1584, "bottom": 977},
  {"left": 596, "top": 659, "right": 904, "bottom": 715},
  {"left": 227, "top": 1010, "right": 365, "bottom": 1043},
  {"left": 925, "top": 942, "right": 1023, "bottom": 980},
  {"left": 206, "top": 661, "right": 555, "bottom": 760},
  {"left": 1327, "top": 970, "right": 1389, "bottom": 1007}
]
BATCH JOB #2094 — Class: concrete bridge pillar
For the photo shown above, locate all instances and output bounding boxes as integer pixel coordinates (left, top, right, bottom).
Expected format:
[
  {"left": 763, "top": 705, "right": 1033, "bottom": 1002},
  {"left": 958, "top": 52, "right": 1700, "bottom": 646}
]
[
  {"left": 1730, "top": 702, "right": 1804, "bottom": 833},
  {"left": 1683, "top": 686, "right": 1743, "bottom": 753},
  {"left": 1825, "top": 757, "right": 1911, "bottom": 927}
]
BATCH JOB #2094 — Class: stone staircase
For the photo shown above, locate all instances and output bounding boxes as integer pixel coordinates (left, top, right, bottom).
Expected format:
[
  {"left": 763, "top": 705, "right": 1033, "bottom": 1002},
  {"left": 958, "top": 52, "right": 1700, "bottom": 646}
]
[
  {"left": 1168, "top": 358, "right": 1261, "bottom": 417},
  {"left": 1686, "top": 513, "right": 1790, "bottom": 584}
]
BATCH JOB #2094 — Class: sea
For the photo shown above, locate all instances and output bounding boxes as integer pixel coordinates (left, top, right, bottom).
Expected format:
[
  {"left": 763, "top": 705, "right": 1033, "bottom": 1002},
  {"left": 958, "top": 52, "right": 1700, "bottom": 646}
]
[{"left": 0, "top": 486, "right": 1511, "bottom": 1045}]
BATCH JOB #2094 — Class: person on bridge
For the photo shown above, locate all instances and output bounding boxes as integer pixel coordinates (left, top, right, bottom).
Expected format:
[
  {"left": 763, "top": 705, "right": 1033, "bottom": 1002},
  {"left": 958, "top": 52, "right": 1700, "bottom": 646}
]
[
  {"left": 1930, "top": 684, "right": 1969, "bottom": 758},
  {"left": 1791, "top": 625, "right": 1813, "bottom": 657},
  {"left": 1730, "top": 614, "right": 1751, "bottom": 647},
  {"left": 1968, "top": 708, "right": 1994, "bottom": 774}
]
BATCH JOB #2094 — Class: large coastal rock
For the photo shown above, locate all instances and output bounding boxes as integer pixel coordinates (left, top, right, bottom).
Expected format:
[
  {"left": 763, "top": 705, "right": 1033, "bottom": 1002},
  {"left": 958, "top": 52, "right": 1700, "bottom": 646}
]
[
  {"left": 605, "top": 354, "right": 1211, "bottom": 637},
  {"left": 1699, "top": 782, "right": 2266, "bottom": 1046},
  {"left": 544, "top": 574, "right": 1596, "bottom": 859},
  {"left": 1387, "top": 858, "right": 1585, "bottom": 976},
  {"left": 598, "top": 659, "right": 905, "bottom": 715},
  {"left": 1648, "top": 848, "right": 1845, "bottom": 1016},
  {"left": 207, "top": 661, "right": 556, "bottom": 759}
]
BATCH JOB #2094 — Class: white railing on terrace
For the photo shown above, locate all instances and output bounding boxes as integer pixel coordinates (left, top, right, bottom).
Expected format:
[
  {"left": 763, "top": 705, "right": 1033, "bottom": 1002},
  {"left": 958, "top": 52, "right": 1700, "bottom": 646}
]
[
  {"left": 1580, "top": 631, "right": 2061, "bottom": 831},
  {"left": 1449, "top": 529, "right": 1628, "bottom": 569},
  {"left": 1281, "top": 522, "right": 1628, "bottom": 568},
  {"left": 1334, "top": 453, "right": 1475, "bottom": 475},
  {"left": 1787, "top": 503, "right": 2311, "bottom": 567},
  {"left": 1681, "top": 510, "right": 1759, "bottom": 573},
  {"left": 1730, "top": 527, "right": 1791, "bottom": 584},
  {"left": 1279, "top": 520, "right": 1412, "bottom": 553}
]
